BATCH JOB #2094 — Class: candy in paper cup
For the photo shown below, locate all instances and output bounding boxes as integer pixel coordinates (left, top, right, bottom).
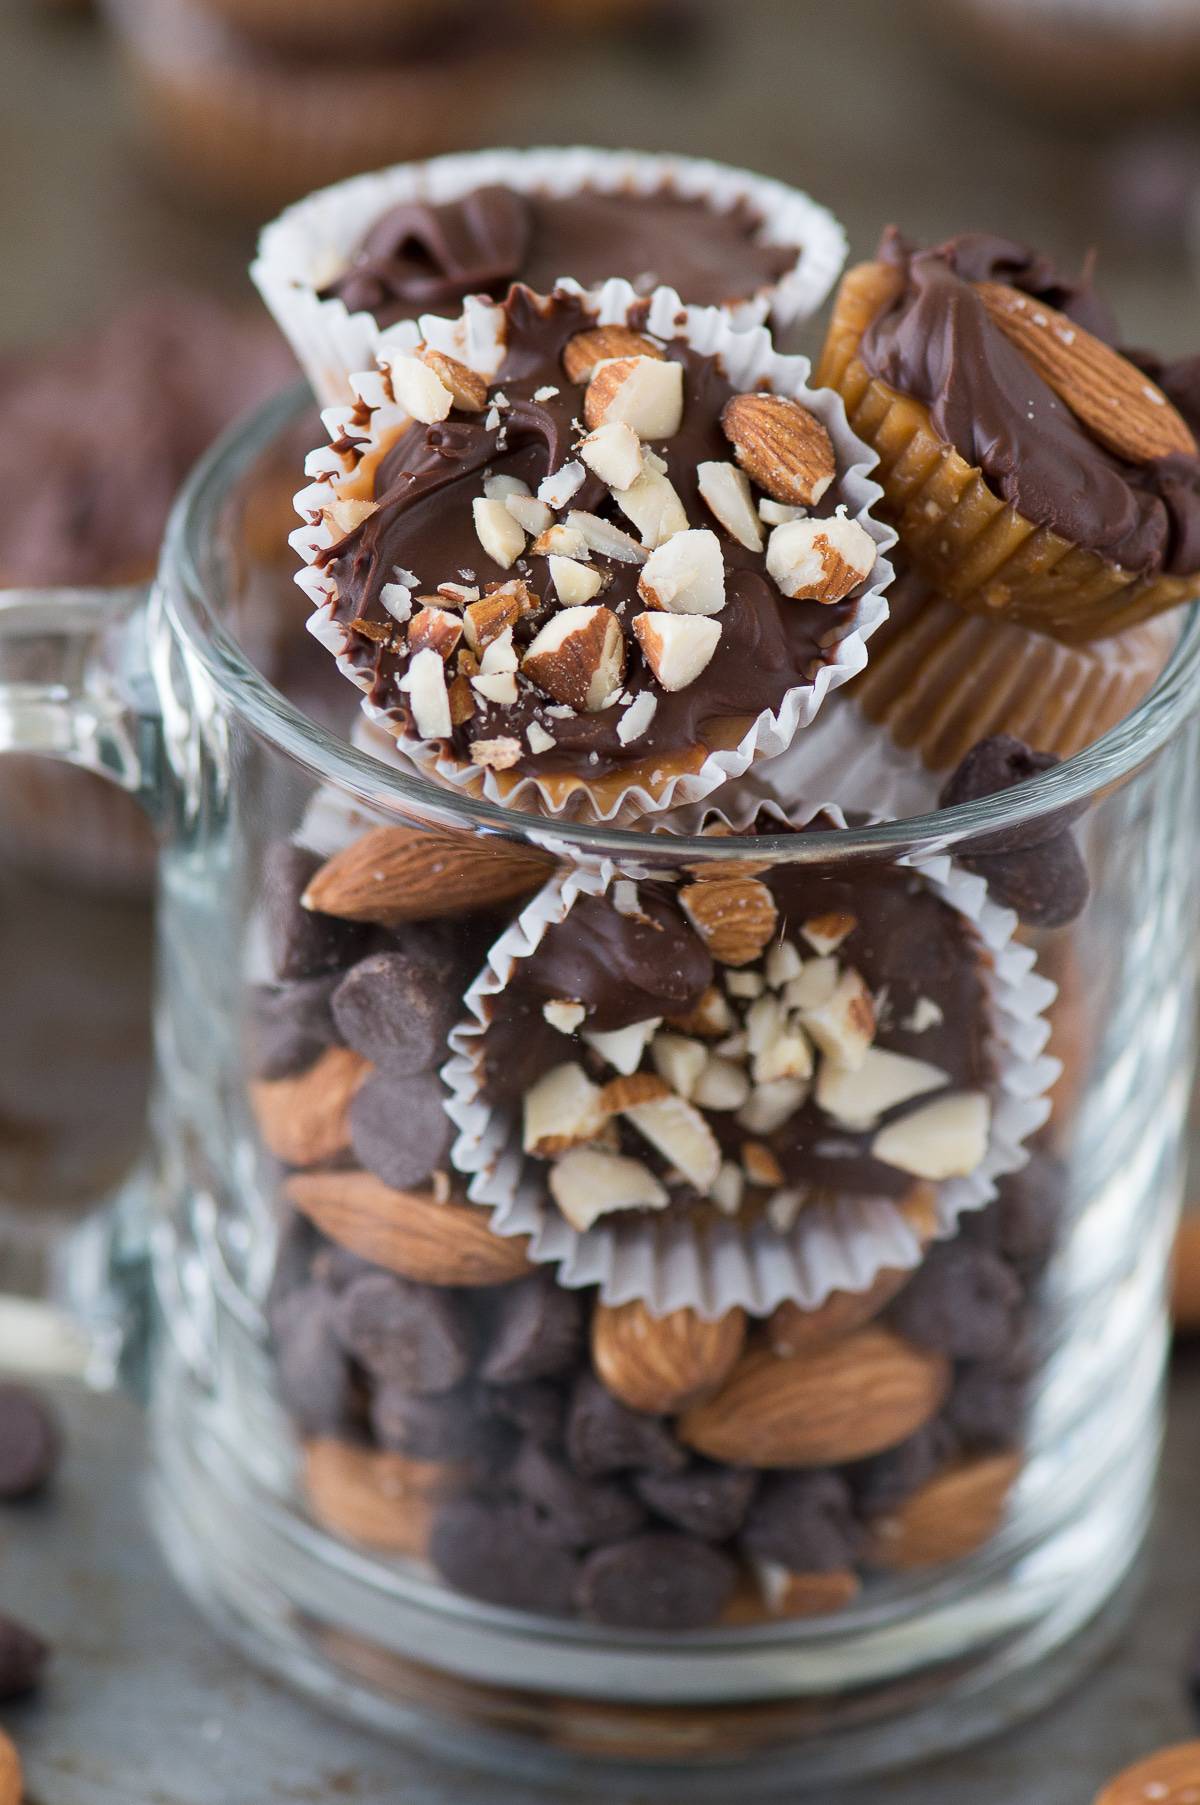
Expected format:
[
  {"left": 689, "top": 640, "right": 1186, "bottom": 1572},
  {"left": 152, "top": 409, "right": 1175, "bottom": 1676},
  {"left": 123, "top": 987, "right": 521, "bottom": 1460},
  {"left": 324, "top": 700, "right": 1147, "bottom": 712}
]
[
  {"left": 290, "top": 279, "right": 895, "bottom": 825},
  {"left": 252, "top": 145, "right": 848, "bottom": 406},
  {"left": 441, "top": 809, "right": 1059, "bottom": 1319}
]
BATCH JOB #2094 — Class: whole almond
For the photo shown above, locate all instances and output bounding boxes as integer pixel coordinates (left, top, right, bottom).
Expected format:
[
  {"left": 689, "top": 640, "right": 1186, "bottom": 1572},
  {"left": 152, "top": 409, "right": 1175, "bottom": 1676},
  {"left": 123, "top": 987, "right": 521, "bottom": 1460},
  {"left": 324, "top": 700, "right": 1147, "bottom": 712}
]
[
  {"left": 304, "top": 1438, "right": 469, "bottom": 1554},
  {"left": 767, "top": 1183, "right": 938, "bottom": 1354},
  {"left": 721, "top": 393, "right": 837, "bottom": 507},
  {"left": 679, "top": 876, "right": 778, "bottom": 967},
  {"left": 416, "top": 346, "right": 488, "bottom": 413},
  {"left": 1094, "top": 1742, "right": 1200, "bottom": 1805},
  {"left": 0, "top": 1730, "right": 20, "bottom": 1805},
  {"left": 678, "top": 1327, "right": 950, "bottom": 1467},
  {"left": 250, "top": 1046, "right": 369, "bottom": 1168},
  {"left": 592, "top": 1299, "right": 747, "bottom": 1413},
  {"left": 562, "top": 325, "right": 665, "bottom": 385},
  {"left": 285, "top": 1170, "right": 534, "bottom": 1286},
  {"left": 975, "top": 281, "right": 1197, "bottom": 463},
  {"left": 301, "top": 824, "right": 555, "bottom": 928},
  {"left": 864, "top": 1451, "right": 1022, "bottom": 1570}
]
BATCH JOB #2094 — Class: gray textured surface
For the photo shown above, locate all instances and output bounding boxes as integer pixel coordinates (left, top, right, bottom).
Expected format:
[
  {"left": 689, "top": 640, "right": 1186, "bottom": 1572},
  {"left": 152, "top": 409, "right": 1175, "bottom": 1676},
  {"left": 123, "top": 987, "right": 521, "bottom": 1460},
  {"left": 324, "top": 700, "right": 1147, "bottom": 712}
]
[{"left": 0, "top": 1358, "right": 1192, "bottom": 1805}]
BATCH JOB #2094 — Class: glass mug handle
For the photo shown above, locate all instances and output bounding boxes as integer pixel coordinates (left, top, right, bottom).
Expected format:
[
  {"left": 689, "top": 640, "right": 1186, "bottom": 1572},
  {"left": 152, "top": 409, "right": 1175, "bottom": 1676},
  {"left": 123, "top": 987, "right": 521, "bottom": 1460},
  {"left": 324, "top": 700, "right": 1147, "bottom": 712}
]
[{"left": 0, "top": 584, "right": 162, "bottom": 1388}]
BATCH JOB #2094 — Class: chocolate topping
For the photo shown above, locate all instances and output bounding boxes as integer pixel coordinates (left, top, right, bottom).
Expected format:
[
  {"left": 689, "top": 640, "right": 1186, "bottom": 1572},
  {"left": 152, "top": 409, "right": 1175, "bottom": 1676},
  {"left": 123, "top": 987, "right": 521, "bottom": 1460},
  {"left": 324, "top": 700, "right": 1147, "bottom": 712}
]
[
  {"left": 322, "top": 184, "right": 796, "bottom": 327},
  {"left": 481, "top": 823, "right": 992, "bottom": 1205},
  {"left": 858, "top": 230, "right": 1200, "bottom": 577},
  {"left": 318, "top": 288, "right": 862, "bottom": 782}
]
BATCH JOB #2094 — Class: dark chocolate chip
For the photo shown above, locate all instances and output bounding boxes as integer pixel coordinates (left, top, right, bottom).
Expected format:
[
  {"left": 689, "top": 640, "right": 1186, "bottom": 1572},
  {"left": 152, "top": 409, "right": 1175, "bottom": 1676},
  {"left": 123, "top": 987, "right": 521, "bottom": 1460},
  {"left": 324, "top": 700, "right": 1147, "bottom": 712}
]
[
  {"left": 0, "top": 1612, "right": 49, "bottom": 1699},
  {"left": 479, "top": 1274, "right": 585, "bottom": 1385},
  {"left": 888, "top": 1241, "right": 1023, "bottom": 1361},
  {"left": 332, "top": 950, "right": 465, "bottom": 1078},
  {"left": 332, "top": 1273, "right": 471, "bottom": 1395},
  {"left": 430, "top": 1498, "right": 581, "bottom": 1615},
  {"left": 0, "top": 1385, "right": 59, "bottom": 1500},
  {"left": 739, "top": 1471, "right": 860, "bottom": 1571},
  {"left": 575, "top": 1532, "right": 737, "bottom": 1630},
  {"left": 635, "top": 1461, "right": 758, "bottom": 1541},
  {"left": 961, "top": 838, "right": 1089, "bottom": 928},
  {"left": 310, "top": 1242, "right": 377, "bottom": 1293},
  {"left": 265, "top": 1211, "right": 320, "bottom": 1332},
  {"left": 264, "top": 843, "right": 366, "bottom": 982},
  {"left": 477, "top": 1379, "right": 567, "bottom": 1446},
  {"left": 565, "top": 1373, "right": 686, "bottom": 1479},
  {"left": 850, "top": 1419, "right": 960, "bottom": 1519},
  {"left": 946, "top": 1361, "right": 1028, "bottom": 1452},
  {"left": 370, "top": 1383, "right": 482, "bottom": 1461},
  {"left": 250, "top": 974, "right": 342, "bottom": 1080},
  {"left": 348, "top": 1070, "right": 455, "bottom": 1191},
  {"left": 512, "top": 1441, "right": 646, "bottom": 1549},
  {"left": 939, "top": 735, "right": 1084, "bottom": 847},
  {"left": 962, "top": 1149, "right": 1063, "bottom": 1283},
  {"left": 272, "top": 1286, "right": 357, "bottom": 1436}
]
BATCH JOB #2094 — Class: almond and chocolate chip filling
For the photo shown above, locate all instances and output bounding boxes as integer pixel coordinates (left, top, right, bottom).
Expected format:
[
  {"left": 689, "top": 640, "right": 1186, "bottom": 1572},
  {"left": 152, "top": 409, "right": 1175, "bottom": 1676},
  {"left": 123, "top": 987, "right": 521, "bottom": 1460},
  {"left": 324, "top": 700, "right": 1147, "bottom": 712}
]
[
  {"left": 478, "top": 826, "right": 994, "bottom": 1234},
  {"left": 312, "top": 287, "right": 876, "bottom": 781},
  {"left": 859, "top": 229, "right": 1200, "bottom": 578},
  {"left": 320, "top": 184, "right": 799, "bottom": 328}
]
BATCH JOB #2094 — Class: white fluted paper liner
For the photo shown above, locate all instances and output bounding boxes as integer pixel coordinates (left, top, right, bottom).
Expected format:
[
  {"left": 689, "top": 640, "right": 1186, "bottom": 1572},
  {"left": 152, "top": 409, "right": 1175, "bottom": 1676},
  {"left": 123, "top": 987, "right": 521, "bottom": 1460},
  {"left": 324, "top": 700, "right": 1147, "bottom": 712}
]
[
  {"left": 252, "top": 146, "right": 848, "bottom": 407},
  {"left": 290, "top": 278, "right": 895, "bottom": 827},
  {"left": 440, "top": 812, "right": 1060, "bottom": 1320}
]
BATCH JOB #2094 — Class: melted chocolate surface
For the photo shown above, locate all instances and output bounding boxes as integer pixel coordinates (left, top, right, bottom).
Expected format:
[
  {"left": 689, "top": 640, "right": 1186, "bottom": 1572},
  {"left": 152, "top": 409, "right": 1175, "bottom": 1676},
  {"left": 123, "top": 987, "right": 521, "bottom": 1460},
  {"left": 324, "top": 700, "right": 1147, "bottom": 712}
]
[
  {"left": 318, "top": 288, "right": 861, "bottom": 781},
  {"left": 858, "top": 229, "right": 1200, "bottom": 577},
  {"left": 323, "top": 184, "right": 796, "bottom": 326},
  {"left": 481, "top": 825, "right": 992, "bottom": 1204}
]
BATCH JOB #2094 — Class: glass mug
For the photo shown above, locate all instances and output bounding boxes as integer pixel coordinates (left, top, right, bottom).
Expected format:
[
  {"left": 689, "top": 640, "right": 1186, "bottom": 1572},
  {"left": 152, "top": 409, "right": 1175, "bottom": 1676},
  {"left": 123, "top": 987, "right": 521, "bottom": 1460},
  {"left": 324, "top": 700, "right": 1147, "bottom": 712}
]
[{"left": 4, "top": 385, "right": 1199, "bottom": 1793}]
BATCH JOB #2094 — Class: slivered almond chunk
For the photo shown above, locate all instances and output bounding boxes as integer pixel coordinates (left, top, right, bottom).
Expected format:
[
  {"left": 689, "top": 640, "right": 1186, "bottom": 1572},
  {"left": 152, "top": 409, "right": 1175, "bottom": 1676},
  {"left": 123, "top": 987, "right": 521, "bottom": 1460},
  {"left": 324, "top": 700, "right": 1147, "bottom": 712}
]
[
  {"left": 871, "top": 1092, "right": 990, "bottom": 1180},
  {"left": 522, "top": 606, "right": 625, "bottom": 712},
  {"left": 523, "top": 1063, "right": 606, "bottom": 1156},
  {"left": 473, "top": 497, "right": 526, "bottom": 569},
  {"left": 633, "top": 612, "right": 721, "bottom": 690},
  {"left": 549, "top": 1147, "right": 668, "bottom": 1230},
  {"left": 584, "top": 356, "right": 684, "bottom": 439},
  {"left": 398, "top": 647, "right": 451, "bottom": 739},
  {"left": 579, "top": 420, "right": 645, "bottom": 490},
  {"left": 817, "top": 1047, "right": 949, "bottom": 1130},
  {"left": 624, "top": 1094, "right": 721, "bottom": 1191},
  {"left": 612, "top": 467, "right": 689, "bottom": 549},
  {"left": 697, "top": 460, "right": 765, "bottom": 550},
  {"left": 566, "top": 510, "right": 648, "bottom": 564},
  {"left": 767, "top": 510, "right": 875, "bottom": 602},
  {"left": 562, "top": 325, "right": 665, "bottom": 385}
]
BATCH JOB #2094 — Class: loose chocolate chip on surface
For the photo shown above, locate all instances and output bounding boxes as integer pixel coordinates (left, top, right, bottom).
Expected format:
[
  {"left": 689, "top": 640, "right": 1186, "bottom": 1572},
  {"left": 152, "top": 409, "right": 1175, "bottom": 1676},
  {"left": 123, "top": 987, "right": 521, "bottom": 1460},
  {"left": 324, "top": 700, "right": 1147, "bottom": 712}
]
[
  {"left": 566, "top": 1373, "right": 687, "bottom": 1479},
  {"left": 333, "top": 1273, "right": 471, "bottom": 1395},
  {"left": 264, "top": 843, "right": 366, "bottom": 981},
  {"left": 332, "top": 950, "right": 465, "bottom": 1078},
  {"left": 888, "top": 1241, "right": 1023, "bottom": 1362},
  {"left": 272, "top": 1288, "right": 357, "bottom": 1437},
  {"left": 370, "top": 1383, "right": 482, "bottom": 1461},
  {"left": 0, "top": 1386, "right": 59, "bottom": 1499},
  {"left": 576, "top": 1531, "right": 737, "bottom": 1630},
  {"left": 635, "top": 1460, "right": 758, "bottom": 1541},
  {"left": 431, "top": 1499, "right": 581, "bottom": 1615},
  {"left": 348, "top": 1070, "right": 455, "bottom": 1191},
  {"left": 479, "top": 1275, "right": 585, "bottom": 1385},
  {"left": 513, "top": 1441, "right": 646, "bottom": 1549},
  {"left": 250, "top": 975, "right": 342, "bottom": 1080},
  {"left": 0, "top": 1612, "right": 48, "bottom": 1699},
  {"left": 740, "top": 1471, "right": 861, "bottom": 1571}
]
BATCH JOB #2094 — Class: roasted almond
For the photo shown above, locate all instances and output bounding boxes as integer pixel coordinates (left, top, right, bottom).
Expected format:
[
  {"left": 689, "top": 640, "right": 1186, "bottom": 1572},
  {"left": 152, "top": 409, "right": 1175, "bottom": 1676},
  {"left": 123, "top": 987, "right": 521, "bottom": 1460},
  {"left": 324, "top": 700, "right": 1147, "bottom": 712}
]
[
  {"left": 677, "top": 1326, "right": 950, "bottom": 1467},
  {"left": 766, "top": 1184, "right": 938, "bottom": 1354},
  {"left": 0, "top": 1730, "right": 19, "bottom": 1805},
  {"left": 250, "top": 1046, "right": 369, "bottom": 1167},
  {"left": 562, "top": 325, "right": 665, "bottom": 385},
  {"left": 304, "top": 1438, "right": 469, "bottom": 1555},
  {"left": 591, "top": 1299, "right": 746, "bottom": 1413},
  {"left": 285, "top": 1170, "right": 534, "bottom": 1286},
  {"left": 864, "top": 1451, "right": 1022, "bottom": 1570},
  {"left": 416, "top": 345, "right": 488, "bottom": 413},
  {"left": 720, "top": 393, "right": 837, "bottom": 507},
  {"left": 975, "top": 281, "right": 1197, "bottom": 464},
  {"left": 1094, "top": 1742, "right": 1200, "bottom": 1805},
  {"left": 301, "top": 824, "right": 555, "bottom": 927},
  {"left": 679, "top": 876, "right": 778, "bottom": 967},
  {"left": 522, "top": 605, "right": 626, "bottom": 713}
]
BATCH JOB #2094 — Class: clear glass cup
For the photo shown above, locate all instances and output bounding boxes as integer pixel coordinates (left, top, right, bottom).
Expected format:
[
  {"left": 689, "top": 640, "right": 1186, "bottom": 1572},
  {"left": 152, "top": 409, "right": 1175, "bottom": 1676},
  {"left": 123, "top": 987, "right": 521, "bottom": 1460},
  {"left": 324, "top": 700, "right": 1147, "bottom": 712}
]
[{"left": 4, "top": 385, "right": 1199, "bottom": 1793}]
